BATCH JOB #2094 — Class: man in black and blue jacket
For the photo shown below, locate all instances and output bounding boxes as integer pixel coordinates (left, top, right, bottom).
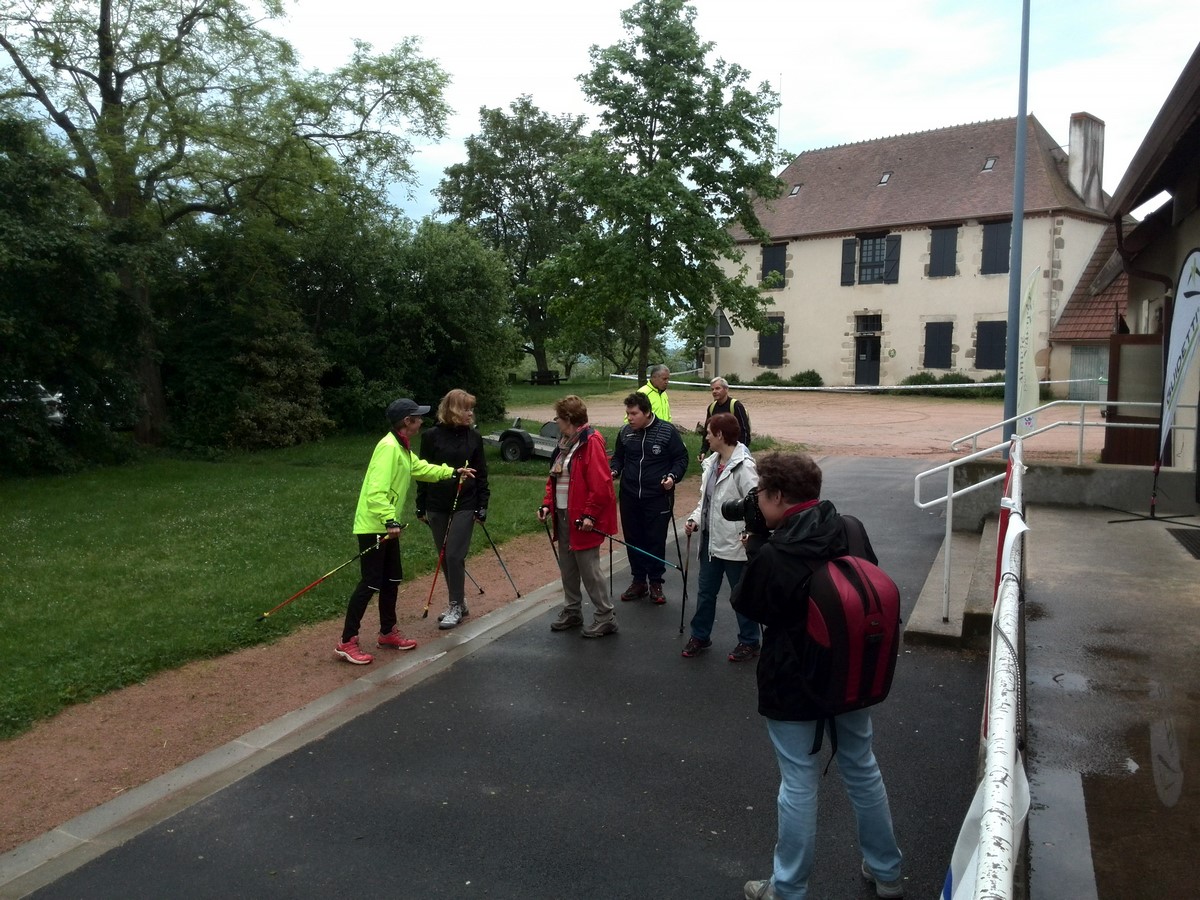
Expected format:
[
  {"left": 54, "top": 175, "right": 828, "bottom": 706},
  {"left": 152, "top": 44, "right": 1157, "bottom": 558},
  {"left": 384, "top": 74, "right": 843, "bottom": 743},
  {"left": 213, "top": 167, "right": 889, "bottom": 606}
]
[{"left": 610, "top": 391, "right": 689, "bottom": 603}]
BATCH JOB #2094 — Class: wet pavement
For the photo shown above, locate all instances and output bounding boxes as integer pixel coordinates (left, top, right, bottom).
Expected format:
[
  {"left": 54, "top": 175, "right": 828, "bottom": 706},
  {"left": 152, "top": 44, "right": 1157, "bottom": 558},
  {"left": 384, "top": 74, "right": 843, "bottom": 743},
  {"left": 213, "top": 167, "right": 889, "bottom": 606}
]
[
  {"left": 1024, "top": 505, "right": 1200, "bottom": 900},
  {"left": 3, "top": 458, "right": 988, "bottom": 900},
  {"left": 7, "top": 458, "right": 1194, "bottom": 899}
]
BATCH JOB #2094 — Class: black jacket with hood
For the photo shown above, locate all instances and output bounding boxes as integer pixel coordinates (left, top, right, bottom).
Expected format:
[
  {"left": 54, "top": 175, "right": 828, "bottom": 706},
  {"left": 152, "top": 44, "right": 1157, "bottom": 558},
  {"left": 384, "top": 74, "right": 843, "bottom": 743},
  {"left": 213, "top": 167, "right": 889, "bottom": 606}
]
[{"left": 731, "top": 499, "right": 877, "bottom": 721}]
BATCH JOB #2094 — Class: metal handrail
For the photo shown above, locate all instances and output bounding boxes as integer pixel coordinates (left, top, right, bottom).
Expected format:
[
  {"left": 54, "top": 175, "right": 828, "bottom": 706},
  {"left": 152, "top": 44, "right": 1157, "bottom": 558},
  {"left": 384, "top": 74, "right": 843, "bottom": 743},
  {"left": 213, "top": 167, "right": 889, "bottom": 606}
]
[
  {"left": 950, "top": 399, "right": 1168, "bottom": 461},
  {"left": 914, "top": 444, "right": 1010, "bottom": 621}
]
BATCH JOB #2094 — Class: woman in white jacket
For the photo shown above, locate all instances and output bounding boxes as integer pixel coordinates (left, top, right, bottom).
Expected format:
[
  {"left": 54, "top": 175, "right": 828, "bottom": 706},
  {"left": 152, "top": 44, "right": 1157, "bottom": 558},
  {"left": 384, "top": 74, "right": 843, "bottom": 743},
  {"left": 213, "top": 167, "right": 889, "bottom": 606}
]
[{"left": 683, "top": 412, "right": 761, "bottom": 661}]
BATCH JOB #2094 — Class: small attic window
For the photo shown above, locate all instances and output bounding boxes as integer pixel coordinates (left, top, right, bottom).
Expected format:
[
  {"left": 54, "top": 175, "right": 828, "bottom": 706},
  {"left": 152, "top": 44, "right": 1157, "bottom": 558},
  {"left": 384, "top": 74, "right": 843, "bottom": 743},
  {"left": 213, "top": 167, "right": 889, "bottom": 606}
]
[
  {"left": 788, "top": 184, "right": 802, "bottom": 197},
  {"left": 878, "top": 171, "right": 892, "bottom": 185},
  {"left": 983, "top": 156, "right": 998, "bottom": 171}
]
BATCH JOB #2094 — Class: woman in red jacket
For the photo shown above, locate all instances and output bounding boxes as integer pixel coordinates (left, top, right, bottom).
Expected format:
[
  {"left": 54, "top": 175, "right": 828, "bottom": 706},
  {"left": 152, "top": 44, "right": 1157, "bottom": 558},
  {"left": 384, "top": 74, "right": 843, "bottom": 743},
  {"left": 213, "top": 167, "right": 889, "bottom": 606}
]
[{"left": 537, "top": 395, "right": 619, "bottom": 638}]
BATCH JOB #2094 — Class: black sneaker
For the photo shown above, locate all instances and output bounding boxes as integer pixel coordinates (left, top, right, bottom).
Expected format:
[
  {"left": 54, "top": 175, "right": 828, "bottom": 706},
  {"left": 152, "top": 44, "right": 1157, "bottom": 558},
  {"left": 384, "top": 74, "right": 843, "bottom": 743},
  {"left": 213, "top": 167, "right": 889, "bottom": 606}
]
[
  {"left": 728, "top": 642, "right": 759, "bottom": 662},
  {"left": 682, "top": 637, "right": 712, "bottom": 658},
  {"left": 648, "top": 581, "right": 666, "bottom": 604},
  {"left": 620, "top": 581, "right": 648, "bottom": 602}
]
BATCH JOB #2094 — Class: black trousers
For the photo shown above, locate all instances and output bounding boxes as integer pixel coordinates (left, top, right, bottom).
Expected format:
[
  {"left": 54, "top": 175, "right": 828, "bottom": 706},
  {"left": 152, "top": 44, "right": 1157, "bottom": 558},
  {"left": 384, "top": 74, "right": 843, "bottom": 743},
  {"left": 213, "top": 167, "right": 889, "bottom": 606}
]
[
  {"left": 619, "top": 490, "right": 672, "bottom": 583},
  {"left": 341, "top": 533, "right": 402, "bottom": 642}
]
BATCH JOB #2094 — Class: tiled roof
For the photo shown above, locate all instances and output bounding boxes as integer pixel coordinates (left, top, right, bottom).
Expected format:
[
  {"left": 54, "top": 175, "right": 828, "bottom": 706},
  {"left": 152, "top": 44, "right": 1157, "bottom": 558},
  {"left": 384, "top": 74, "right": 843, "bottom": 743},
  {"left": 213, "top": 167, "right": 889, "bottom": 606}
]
[
  {"left": 736, "top": 115, "right": 1105, "bottom": 242},
  {"left": 1049, "top": 224, "right": 1128, "bottom": 342}
]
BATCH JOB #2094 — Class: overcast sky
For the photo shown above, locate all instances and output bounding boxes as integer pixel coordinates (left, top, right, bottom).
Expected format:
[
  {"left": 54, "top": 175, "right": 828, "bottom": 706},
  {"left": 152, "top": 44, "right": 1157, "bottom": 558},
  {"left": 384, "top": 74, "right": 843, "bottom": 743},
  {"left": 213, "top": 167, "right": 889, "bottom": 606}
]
[{"left": 273, "top": 0, "right": 1196, "bottom": 221}]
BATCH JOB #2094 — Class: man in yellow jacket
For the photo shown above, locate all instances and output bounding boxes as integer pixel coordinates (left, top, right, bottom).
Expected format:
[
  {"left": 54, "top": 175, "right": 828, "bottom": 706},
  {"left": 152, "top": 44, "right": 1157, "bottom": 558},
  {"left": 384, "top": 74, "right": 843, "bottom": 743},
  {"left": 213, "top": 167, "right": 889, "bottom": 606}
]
[
  {"left": 637, "top": 364, "right": 672, "bottom": 422},
  {"left": 336, "top": 398, "right": 474, "bottom": 664}
]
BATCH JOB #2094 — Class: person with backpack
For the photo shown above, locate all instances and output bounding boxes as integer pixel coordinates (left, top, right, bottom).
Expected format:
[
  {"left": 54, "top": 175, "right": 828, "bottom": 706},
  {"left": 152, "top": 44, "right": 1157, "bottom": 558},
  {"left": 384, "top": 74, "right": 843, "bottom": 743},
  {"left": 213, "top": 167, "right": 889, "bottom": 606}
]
[
  {"left": 732, "top": 451, "right": 904, "bottom": 900},
  {"left": 698, "top": 376, "right": 751, "bottom": 460},
  {"left": 682, "top": 412, "right": 761, "bottom": 662}
]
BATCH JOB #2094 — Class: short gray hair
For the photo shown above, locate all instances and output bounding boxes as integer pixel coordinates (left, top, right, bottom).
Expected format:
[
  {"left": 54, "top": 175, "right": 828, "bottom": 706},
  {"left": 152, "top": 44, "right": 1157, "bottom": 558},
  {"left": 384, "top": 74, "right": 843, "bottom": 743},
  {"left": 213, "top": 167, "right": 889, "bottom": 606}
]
[
  {"left": 709, "top": 377, "right": 729, "bottom": 388},
  {"left": 648, "top": 364, "right": 669, "bottom": 377}
]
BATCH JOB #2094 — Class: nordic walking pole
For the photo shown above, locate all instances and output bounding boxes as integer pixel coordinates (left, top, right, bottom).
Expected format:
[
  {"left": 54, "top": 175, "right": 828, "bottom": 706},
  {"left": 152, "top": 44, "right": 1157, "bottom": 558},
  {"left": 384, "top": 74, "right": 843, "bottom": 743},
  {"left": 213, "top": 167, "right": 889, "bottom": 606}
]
[
  {"left": 581, "top": 522, "right": 683, "bottom": 571},
  {"left": 422, "top": 461, "right": 469, "bottom": 619},
  {"left": 543, "top": 517, "right": 559, "bottom": 564},
  {"left": 464, "top": 566, "right": 485, "bottom": 595},
  {"left": 679, "top": 529, "right": 692, "bottom": 634},
  {"left": 669, "top": 508, "right": 684, "bottom": 594},
  {"left": 480, "top": 520, "right": 520, "bottom": 597},
  {"left": 258, "top": 534, "right": 392, "bottom": 621}
]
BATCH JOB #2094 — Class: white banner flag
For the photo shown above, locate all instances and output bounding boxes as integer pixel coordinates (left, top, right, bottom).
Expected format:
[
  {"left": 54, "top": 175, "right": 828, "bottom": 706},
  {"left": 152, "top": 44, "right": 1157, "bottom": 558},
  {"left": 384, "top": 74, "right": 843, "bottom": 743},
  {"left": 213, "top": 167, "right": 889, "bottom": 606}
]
[
  {"left": 1161, "top": 249, "right": 1200, "bottom": 460},
  {"left": 1016, "top": 267, "right": 1042, "bottom": 435}
]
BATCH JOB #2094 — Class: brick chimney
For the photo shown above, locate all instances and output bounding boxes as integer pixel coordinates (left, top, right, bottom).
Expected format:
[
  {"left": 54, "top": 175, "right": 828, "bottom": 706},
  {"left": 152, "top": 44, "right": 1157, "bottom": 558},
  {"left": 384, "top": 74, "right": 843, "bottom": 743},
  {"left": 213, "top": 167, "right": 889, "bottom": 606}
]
[{"left": 1068, "top": 112, "right": 1105, "bottom": 210}]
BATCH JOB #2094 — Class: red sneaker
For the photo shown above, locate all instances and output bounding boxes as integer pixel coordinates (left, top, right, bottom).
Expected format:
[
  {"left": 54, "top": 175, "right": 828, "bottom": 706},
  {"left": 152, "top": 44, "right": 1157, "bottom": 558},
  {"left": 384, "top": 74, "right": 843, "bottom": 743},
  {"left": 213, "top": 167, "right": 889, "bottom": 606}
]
[
  {"left": 377, "top": 627, "right": 418, "bottom": 651},
  {"left": 335, "top": 635, "right": 373, "bottom": 665}
]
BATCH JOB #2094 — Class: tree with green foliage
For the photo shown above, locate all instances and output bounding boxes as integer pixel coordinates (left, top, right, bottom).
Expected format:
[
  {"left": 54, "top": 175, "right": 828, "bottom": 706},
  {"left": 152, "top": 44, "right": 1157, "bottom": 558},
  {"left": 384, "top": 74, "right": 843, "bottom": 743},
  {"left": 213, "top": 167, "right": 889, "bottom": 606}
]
[
  {"left": 313, "top": 219, "right": 519, "bottom": 427},
  {"left": 0, "top": 116, "right": 140, "bottom": 474},
  {"left": 564, "top": 0, "right": 786, "bottom": 379},
  {"left": 437, "top": 96, "right": 590, "bottom": 374},
  {"left": 0, "top": 0, "right": 450, "bottom": 444}
]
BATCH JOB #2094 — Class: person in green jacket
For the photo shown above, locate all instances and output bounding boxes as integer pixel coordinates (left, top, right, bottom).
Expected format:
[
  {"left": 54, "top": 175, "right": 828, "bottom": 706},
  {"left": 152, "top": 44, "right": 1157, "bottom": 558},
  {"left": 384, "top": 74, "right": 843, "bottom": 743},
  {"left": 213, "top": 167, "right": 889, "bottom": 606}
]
[
  {"left": 637, "top": 364, "right": 672, "bottom": 422},
  {"left": 336, "top": 398, "right": 475, "bottom": 665}
]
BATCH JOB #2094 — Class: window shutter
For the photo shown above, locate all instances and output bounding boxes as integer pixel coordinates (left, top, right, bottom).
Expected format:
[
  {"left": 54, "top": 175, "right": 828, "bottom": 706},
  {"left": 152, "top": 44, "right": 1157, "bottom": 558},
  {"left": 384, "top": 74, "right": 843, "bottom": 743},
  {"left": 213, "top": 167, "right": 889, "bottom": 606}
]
[
  {"left": 883, "top": 234, "right": 901, "bottom": 284},
  {"left": 761, "top": 244, "right": 787, "bottom": 287},
  {"left": 981, "top": 221, "right": 1012, "bottom": 275},
  {"left": 758, "top": 317, "right": 785, "bottom": 367},
  {"left": 924, "top": 322, "right": 953, "bottom": 368},
  {"left": 841, "top": 238, "right": 857, "bottom": 285},
  {"left": 930, "top": 226, "right": 957, "bottom": 277},
  {"left": 976, "top": 321, "right": 1007, "bottom": 369}
]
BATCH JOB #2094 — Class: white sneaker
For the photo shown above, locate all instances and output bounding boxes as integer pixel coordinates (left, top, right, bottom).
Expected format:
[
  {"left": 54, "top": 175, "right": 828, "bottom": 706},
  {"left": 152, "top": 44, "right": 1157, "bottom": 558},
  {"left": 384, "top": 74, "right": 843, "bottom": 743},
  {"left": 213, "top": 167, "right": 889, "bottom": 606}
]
[
  {"left": 437, "top": 602, "right": 468, "bottom": 622},
  {"left": 438, "top": 603, "right": 464, "bottom": 630}
]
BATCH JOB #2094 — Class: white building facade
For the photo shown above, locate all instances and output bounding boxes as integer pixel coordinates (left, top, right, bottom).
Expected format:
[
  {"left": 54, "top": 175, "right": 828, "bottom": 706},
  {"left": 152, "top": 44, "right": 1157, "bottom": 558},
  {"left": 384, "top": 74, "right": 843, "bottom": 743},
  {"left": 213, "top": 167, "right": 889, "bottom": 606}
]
[{"left": 716, "top": 115, "right": 1109, "bottom": 388}]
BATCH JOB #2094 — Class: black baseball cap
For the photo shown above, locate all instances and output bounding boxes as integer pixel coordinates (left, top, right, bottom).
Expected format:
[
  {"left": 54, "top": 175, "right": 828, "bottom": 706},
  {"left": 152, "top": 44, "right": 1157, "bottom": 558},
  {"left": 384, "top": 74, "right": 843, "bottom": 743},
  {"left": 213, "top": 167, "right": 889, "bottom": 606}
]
[{"left": 386, "top": 398, "right": 431, "bottom": 423}]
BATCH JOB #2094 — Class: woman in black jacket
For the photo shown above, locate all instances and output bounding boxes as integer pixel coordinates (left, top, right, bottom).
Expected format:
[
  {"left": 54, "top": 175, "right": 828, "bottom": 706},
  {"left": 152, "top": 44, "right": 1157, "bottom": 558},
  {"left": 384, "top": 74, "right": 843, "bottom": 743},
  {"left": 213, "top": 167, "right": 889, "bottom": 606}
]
[{"left": 416, "top": 389, "right": 490, "bottom": 629}]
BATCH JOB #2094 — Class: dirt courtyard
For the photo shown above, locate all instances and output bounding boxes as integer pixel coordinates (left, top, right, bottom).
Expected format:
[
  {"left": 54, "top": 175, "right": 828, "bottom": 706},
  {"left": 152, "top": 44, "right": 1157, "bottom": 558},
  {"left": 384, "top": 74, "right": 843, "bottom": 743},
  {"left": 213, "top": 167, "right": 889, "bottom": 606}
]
[
  {"left": 516, "top": 384, "right": 1106, "bottom": 462},
  {"left": 0, "top": 389, "right": 1103, "bottom": 856}
]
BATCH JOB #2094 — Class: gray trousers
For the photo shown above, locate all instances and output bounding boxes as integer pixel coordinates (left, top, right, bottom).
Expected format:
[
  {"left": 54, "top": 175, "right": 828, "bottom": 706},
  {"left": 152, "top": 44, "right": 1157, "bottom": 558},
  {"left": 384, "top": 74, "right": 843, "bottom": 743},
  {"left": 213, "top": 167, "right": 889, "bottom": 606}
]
[
  {"left": 427, "top": 509, "right": 476, "bottom": 606},
  {"left": 554, "top": 508, "right": 614, "bottom": 624}
]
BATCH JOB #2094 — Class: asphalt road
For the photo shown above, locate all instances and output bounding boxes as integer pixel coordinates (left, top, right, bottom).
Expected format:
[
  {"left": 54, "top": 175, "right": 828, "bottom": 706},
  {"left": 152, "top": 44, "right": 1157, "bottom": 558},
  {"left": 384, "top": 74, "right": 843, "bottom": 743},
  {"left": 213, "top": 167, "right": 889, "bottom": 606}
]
[{"left": 29, "top": 458, "right": 986, "bottom": 899}]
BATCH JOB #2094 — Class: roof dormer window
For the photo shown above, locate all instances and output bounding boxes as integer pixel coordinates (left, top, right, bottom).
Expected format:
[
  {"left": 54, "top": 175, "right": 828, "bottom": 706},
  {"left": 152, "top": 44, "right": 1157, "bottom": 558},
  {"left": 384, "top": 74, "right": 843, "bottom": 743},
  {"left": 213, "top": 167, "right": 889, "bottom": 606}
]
[
  {"left": 788, "top": 184, "right": 802, "bottom": 196},
  {"left": 878, "top": 171, "right": 892, "bottom": 185},
  {"left": 982, "top": 156, "right": 998, "bottom": 171}
]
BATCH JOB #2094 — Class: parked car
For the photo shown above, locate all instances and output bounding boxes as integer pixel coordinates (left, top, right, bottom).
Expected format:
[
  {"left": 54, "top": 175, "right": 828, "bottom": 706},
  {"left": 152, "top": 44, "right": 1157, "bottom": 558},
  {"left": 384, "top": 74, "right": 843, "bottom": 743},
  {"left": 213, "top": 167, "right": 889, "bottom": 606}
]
[{"left": 1, "top": 381, "right": 66, "bottom": 425}]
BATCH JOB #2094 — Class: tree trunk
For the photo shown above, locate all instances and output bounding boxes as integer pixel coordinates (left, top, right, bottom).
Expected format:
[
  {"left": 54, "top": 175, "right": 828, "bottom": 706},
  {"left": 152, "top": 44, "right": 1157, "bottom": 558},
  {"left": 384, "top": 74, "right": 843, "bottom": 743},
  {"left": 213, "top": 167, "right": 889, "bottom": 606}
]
[
  {"left": 121, "top": 269, "right": 168, "bottom": 445},
  {"left": 637, "top": 321, "right": 651, "bottom": 384}
]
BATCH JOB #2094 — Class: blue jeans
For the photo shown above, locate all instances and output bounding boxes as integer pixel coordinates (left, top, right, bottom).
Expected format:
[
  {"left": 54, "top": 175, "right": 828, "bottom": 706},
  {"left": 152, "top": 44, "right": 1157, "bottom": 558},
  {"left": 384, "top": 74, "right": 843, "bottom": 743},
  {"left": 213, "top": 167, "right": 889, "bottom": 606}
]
[
  {"left": 689, "top": 535, "right": 759, "bottom": 646},
  {"left": 765, "top": 711, "right": 902, "bottom": 899}
]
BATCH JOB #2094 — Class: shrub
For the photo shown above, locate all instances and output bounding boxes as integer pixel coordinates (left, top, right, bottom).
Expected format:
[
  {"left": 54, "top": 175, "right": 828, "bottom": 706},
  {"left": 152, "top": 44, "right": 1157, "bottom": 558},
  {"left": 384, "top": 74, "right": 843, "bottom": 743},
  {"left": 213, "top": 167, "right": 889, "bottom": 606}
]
[
  {"left": 753, "top": 370, "right": 783, "bottom": 385},
  {"left": 721, "top": 372, "right": 741, "bottom": 386},
  {"left": 786, "top": 369, "right": 823, "bottom": 387},
  {"left": 898, "top": 372, "right": 937, "bottom": 396}
]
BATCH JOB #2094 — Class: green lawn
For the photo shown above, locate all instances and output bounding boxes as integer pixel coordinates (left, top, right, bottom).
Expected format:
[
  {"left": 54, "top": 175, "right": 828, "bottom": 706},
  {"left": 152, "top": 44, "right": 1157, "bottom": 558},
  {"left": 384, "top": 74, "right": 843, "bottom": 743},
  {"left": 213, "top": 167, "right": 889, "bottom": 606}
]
[
  {"left": 0, "top": 434, "right": 551, "bottom": 739},
  {"left": 0, "top": 415, "right": 714, "bottom": 740}
]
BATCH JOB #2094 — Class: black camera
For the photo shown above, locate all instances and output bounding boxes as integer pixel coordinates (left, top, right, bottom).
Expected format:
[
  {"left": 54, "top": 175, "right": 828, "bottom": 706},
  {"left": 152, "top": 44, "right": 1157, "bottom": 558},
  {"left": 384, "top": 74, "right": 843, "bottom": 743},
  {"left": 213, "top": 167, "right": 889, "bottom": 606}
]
[{"left": 721, "top": 486, "right": 769, "bottom": 536}]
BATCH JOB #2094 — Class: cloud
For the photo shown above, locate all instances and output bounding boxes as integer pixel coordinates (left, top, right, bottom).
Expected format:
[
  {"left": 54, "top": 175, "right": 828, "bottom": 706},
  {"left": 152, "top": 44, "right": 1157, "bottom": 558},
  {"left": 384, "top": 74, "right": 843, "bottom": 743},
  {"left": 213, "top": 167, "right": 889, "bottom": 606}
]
[{"left": 273, "top": 0, "right": 1198, "bottom": 219}]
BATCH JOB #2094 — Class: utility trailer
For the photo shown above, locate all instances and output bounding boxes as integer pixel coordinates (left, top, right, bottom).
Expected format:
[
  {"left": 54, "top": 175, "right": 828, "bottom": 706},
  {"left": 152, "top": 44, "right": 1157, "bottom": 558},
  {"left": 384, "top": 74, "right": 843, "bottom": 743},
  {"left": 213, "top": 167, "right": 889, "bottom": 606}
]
[{"left": 482, "top": 418, "right": 559, "bottom": 462}]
